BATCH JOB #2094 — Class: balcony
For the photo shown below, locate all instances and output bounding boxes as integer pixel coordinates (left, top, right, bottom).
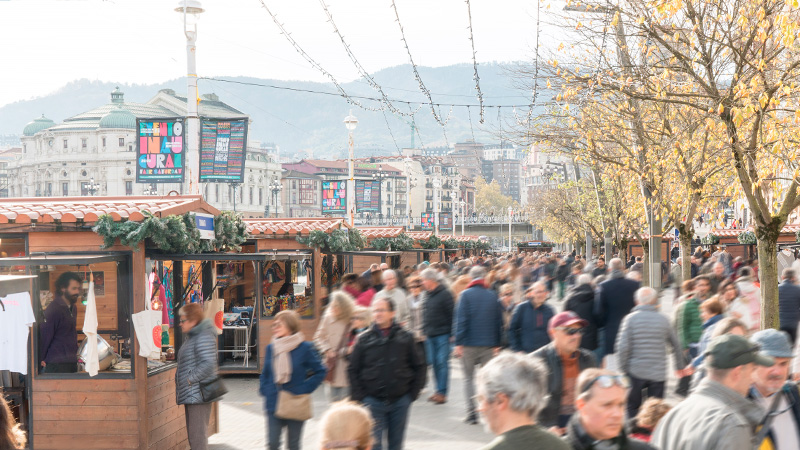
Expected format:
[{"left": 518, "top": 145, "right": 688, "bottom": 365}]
[{"left": 425, "top": 195, "right": 434, "bottom": 200}]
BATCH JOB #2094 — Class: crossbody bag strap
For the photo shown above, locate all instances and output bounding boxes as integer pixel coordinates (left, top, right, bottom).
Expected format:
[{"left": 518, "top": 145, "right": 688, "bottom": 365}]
[{"left": 754, "top": 390, "right": 784, "bottom": 447}]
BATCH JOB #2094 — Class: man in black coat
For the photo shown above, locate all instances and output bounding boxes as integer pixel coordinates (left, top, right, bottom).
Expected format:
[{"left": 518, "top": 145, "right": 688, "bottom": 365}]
[
  {"left": 420, "top": 268, "right": 454, "bottom": 404},
  {"left": 779, "top": 268, "right": 800, "bottom": 345},
  {"left": 597, "top": 258, "right": 640, "bottom": 369},
  {"left": 349, "top": 298, "right": 427, "bottom": 450},
  {"left": 564, "top": 273, "right": 599, "bottom": 352}
]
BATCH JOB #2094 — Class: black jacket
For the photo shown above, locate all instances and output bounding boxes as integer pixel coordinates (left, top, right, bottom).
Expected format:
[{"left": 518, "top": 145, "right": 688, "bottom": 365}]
[
  {"left": 348, "top": 322, "right": 426, "bottom": 403},
  {"left": 422, "top": 284, "right": 454, "bottom": 338},
  {"left": 531, "top": 343, "right": 597, "bottom": 428},
  {"left": 564, "top": 284, "right": 599, "bottom": 351},
  {"left": 598, "top": 274, "right": 640, "bottom": 355},
  {"left": 564, "top": 414, "right": 654, "bottom": 450},
  {"left": 779, "top": 281, "right": 800, "bottom": 330}
]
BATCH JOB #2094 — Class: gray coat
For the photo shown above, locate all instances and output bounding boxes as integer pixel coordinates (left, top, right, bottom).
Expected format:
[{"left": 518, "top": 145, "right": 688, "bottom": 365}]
[
  {"left": 176, "top": 319, "right": 218, "bottom": 405},
  {"left": 615, "top": 304, "right": 684, "bottom": 382}
]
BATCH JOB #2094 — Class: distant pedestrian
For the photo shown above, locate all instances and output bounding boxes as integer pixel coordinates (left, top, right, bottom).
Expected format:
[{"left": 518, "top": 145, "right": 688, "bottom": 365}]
[
  {"left": 563, "top": 274, "right": 599, "bottom": 352},
  {"left": 597, "top": 258, "right": 640, "bottom": 370},
  {"left": 420, "top": 268, "right": 454, "bottom": 405},
  {"left": 373, "top": 270, "right": 410, "bottom": 329},
  {"left": 779, "top": 268, "right": 800, "bottom": 345},
  {"left": 314, "top": 291, "right": 355, "bottom": 402},
  {"left": 476, "top": 352, "right": 569, "bottom": 450},
  {"left": 508, "top": 282, "right": 554, "bottom": 354}
]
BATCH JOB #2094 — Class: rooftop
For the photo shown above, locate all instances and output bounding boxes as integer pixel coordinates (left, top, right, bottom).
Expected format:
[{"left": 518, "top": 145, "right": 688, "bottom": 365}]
[
  {"left": 244, "top": 217, "right": 350, "bottom": 236},
  {"left": 358, "top": 227, "right": 405, "bottom": 239}
]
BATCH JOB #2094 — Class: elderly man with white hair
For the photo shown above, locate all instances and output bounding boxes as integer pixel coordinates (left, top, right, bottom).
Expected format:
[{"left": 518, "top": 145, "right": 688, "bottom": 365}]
[
  {"left": 615, "top": 286, "right": 685, "bottom": 418},
  {"left": 476, "top": 352, "right": 569, "bottom": 450},
  {"left": 373, "top": 269, "right": 411, "bottom": 329}
]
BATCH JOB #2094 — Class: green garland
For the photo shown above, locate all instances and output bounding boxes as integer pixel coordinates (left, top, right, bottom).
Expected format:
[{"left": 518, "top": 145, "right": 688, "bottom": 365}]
[
  {"left": 297, "top": 228, "right": 365, "bottom": 252},
  {"left": 701, "top": 233, "right": 720, "bottom": 245},
  {"left": 738, "top": 231, "right": 757, "bottom": 244},
  {"left": 420, "top": 235, "right": 443, "bottom": 249},
  {"left": 92, "top": 211, "right": 247, "bottom": 253},
  {"left": 442, "top": 238, "right": 460, "bottom": 249},
  {"left": 371, "top": 234, "right": 415, "bottom": 251}
]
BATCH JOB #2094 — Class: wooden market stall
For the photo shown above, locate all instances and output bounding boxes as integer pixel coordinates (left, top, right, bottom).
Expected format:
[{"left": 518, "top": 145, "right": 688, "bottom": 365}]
[
  {"left": 404, "top": 231, "right": 443, "bottom": 266},
  {"left": 0, "top": 196, "right": 222, "bottom": 450}
]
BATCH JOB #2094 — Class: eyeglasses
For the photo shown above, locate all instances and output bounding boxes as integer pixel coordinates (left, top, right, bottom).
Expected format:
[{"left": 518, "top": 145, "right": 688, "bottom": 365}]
[
  {"left": 580, "top": 375, "right": 631, "bottom": 394},
  {"left": 179, "top": 318, "right": 188, "bottom": 324},
  {"left": 556, "top": 327, "right": 584, "bottom": 336}
]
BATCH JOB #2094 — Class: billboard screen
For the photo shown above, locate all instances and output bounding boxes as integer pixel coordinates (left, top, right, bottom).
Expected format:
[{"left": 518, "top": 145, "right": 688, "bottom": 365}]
[
  {"left": 355, "top": 180, "right": 381, "bottom": 212},
  {"left": 199, "top": 118, "right": 248, "bottom": 182},
  {"left": 439, "top": 212, "right": 453, "bottom": 231},
  {"left": 322, "top": 180, "right": 347, "bottom": 214},
  {"left": 136, "top": 118, "right": 185, "bottom": 182},
  {"left": 421, "top": 212, "right": 434, "bottom": 231}
]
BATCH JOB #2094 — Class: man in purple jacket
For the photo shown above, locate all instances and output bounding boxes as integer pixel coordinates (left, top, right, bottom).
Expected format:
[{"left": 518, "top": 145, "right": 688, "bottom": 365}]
[{"left": 39, "top": 272, "right": 82, "bottom": 373}]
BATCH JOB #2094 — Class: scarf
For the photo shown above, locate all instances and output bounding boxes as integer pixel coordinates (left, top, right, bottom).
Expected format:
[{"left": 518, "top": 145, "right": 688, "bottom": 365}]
[
  {"left": 467, "top": 279, "right": 487, "bottom": 289},
  {"left": 272, "top": 332, "right": 305, "bottom": 384}
]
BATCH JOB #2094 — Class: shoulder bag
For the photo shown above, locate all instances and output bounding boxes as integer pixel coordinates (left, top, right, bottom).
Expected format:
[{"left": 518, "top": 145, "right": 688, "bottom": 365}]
[
  {"left": 194, "top": 331, "right": 228, "bottom": 403},
  {"left": 275, "top": 386, "right": 313, "bottom": 421}
]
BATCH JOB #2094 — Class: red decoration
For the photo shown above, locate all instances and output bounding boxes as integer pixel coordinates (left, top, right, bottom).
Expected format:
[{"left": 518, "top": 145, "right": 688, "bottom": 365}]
[
  {"left": 152, "top": 326, "right": 161, "bottom": 348},
  {"left": 214, "top": 311, "right": 224, "bottom": 330}
]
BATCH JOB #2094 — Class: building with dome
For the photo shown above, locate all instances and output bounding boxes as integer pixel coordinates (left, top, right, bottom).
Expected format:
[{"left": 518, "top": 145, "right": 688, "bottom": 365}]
[{"left": 9, "top": 87, "right": 281, "bottom": 216}]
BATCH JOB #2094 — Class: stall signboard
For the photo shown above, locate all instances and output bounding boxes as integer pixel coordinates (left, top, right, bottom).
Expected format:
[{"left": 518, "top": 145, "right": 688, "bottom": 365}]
[
  {"left": 355, "top": 180, "right": 380, "bottom": 212},
  {"left": 421, "top": 213, "right": 434, "bottom": 231},
  {"left": 136, "top": 118, "right": 185, "bottom": 182},
  {"left": 199, "top": 118, "right": 248, "bottom": 182},
  {"left": 194, "top": 213, "right": 215, "bottom": 240},
  {"left": 439, "top": 212, "right": 453, "bottom": 231},
  {"left": 322, "top": 180, "right": 347, "bottom": 214}
]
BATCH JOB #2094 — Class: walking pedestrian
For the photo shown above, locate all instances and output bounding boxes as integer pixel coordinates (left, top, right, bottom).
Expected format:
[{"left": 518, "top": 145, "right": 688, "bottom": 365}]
[
  {"left": 597, "top": 258, "right": 640, "bottom": 370},
  {"left": 348, "top": 298, "right": 426, "bottom": 450},
  {"left": 735, "top": 267, "right": 762, "bottom": 331},
  {"left": 476, "top": 352, "right": 568, "bottom": 450},
  {"left": 420, "top": 268, "right": 454, "bottom": 405},
  {"left": 260, "top": 310, "right": 327, "bottom": 450},
  {"left": 454, "top": 265, "right": 505, "bottom": 425},
  {"left": 779, "top": 268, "right": 800, "bottom": 345},
  {"left": 615, "top": 287, "right": 684, "bottom": 418},
  {"left": 314, "top": 291, "right": 355, "bottom": 402},
  {"left": 563, "top": 274, "right": 599, "bottom": 353},
  {"left": 508, "top": 282, "right": 554, "bottom": 353},
  {"left": 652, "top": 334, "right": 774, "bottom": 450},
  {"left": 176, "top": 303, "right": 220, "bottom": 450},
  {"left": 373, "top": 270, "right": 410, "bottom": 329},
  {"left": 675, "top": 275, "right": 706, "bottom": 397}
]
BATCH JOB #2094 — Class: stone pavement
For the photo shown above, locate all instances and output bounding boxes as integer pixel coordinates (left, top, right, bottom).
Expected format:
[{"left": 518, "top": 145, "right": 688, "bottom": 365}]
[{"left": 210, "top": 287, "right": 685, "bottom": 449}]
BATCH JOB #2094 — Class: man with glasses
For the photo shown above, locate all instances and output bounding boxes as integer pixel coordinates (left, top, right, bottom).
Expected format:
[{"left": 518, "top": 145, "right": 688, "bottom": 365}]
[
  {"left": 652, "top": 334, "right": 775, "bottom": 450},
  {"left": 532, "top": 311, "right": 597, "bottom": 435},
  {"left": 615, "top": 287, "right": 685, "bottom": 418},
  {"left": 564, "top": 368, "right": 653, "bottom": 449},
  {"left": 508, "top": 281, "right": 555, "bottom": 354},
  {"left": 748, "top": 329, "right": 800, "bottom": 450}
]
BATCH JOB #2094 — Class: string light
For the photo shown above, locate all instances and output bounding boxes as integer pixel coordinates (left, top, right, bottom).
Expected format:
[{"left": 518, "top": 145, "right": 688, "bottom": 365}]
[
  {"left": 381, "top": 109, "right": 402, "bottom": 154},
  {"left": 389, "top": 0, "right": 453, "bottom": 126},
  {"left": 465, "top": 0, "right": 485, "bottom": 123}
]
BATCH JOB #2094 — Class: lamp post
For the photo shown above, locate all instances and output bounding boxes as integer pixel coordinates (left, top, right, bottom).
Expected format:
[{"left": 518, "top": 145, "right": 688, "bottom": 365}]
[
  {"left": 344, "top": 110, "right": 358, "bottom": 226},
  {"left": 404, "top": 157, "right": 413, "bottom": 229},
  {"left": 269, "top": 179, "right": 282, "bottom": 218},
  {"left": 143, "top": 183, "right": 158, "bottom": 196},
  {"left": 508, "top": 206, "right": 513, "bottom": 252},
  {"left": 433, "top": 176, "right": 441, "bottom": 236},
  {"left": 175, "top": 0, "right": 204, "bottom": 194},
  {"left": 87, "top": 178, "right": 100, "bottom": 196},
  {"left": 460, "top": 199, "right": 466, "bottom": 236},
  {"left": 372, "top": 169, "right": 387, "bottom": 220}
]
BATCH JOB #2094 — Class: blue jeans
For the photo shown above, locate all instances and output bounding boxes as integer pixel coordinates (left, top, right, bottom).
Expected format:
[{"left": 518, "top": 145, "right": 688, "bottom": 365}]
[
  {"left": 363, "top": 395, "right": 412, "bottom": 450},
  {"left": 267, "top": 412, "right": 304, "bottom": 450},
  {"left": 425, "top": 334, "right": 451, "bottom": 396}
]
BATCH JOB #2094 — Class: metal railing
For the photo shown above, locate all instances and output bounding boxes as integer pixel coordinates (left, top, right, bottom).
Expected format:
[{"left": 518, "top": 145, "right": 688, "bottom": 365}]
[{"left": 351, "top": 214, "right": 532, "bottom": 227}]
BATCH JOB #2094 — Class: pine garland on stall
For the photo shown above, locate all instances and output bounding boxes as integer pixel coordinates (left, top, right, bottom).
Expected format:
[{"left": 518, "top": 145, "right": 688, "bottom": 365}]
[
  {"left": 297, "top": 229, "right": 365, "bottom": 252},
  {"left": 443, "top": 238, "right": 461, "bottom": 249},
  {"left": 420, "top": 235, "right": 443, "bottom": 249},
  {"left": 370, "top": 234, "right": 415, "bottom": 251},
  {"left": 738, "top": 231, "right": 757, "bottom": 244}
]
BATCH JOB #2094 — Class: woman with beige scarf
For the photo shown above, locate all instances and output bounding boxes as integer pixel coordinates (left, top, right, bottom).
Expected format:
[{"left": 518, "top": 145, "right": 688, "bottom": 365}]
[
  {"left": 260, "top": 310, "right": 326, "bottom": 450},
  {"left": 314, "top": 291, "right": 355, "bottom": 402}
]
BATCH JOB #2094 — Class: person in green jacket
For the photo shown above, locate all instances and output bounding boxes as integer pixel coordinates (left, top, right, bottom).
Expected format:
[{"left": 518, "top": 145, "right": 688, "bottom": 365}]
[{"left": 675, "top": 275, "right": 709, "bottom": 396}]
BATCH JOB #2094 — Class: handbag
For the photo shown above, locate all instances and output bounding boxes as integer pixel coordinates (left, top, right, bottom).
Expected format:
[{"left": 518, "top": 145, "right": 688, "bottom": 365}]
[
  {"left": 200, "top": 376, "right": 228, "bottom": 403},
  {"left": 324, "top": 324, "right": 352, "bottom": 383},
  {"left": 275, "top": 387, "right": 312, "bottom": 421}
]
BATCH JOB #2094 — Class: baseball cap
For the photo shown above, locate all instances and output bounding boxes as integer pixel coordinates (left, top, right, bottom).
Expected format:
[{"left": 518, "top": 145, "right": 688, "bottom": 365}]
[
  {"left": 706, "top": 334, "right": 775, "bottom": 369},
  {"left": 548, "top": 311, "right": 588, "bottom": 330},
  {"left": 750, "top": 329, "right": 794, "bottom": 358}
]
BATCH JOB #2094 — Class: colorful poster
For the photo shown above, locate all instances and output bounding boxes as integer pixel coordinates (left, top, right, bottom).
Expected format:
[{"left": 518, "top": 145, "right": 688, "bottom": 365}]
[
  {"left": 136, "top": 118, "right": 185, "bottom": 182},
  {"left": 439, "top": 212, "right": 453, "bottom": 231},
  {"left": 421, "top": 213, "right": 434, "bottom": 231},
  {"left": 322, "top": 180, "right": 347, "bottom": 214},
  {"left": 199, "top": 118, "right": 248, "bottom": 182},
  {"left": 355, "top": 180, "right": 381, "bottom": 212}
]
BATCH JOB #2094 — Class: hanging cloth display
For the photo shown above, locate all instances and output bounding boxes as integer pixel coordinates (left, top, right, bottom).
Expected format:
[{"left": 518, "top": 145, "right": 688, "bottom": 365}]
[
  {"left": 0, "top": 292, "right": 35, "bottom": 375},
  {"left": 82, "top": 273, "right": 100, "bottom": 377},
  {"left": 132, "top": 285, "right": 163, "bottom": 360}
]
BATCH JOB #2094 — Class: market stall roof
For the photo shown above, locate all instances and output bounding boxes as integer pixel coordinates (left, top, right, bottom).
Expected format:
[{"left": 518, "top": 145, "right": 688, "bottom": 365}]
[
  {"left": 358, "top": 227, "right": 405, "bottom": 239},
  {"left": 452, "top": 235, "right": 485, "bottom": 242},
  {"left": 708, "top": 224, "right": 800, "bottom": 238},
  {"left": 0, "top": 195, "right": 219, "bottom": 224},
  {"left": 0, "top": 253, "right": 129, "bottom": 266},
  {"left": 244, "top": 218, "right": 350, "bottom": 236},
  {"left": 331, "top": 250, "right": 402, "bottom": 257},
  {"left": 148, "top": 251, "right": 311, "bottom": 261},
  {"left": 406, "top": 231, "right": 433, "bottom": 241}
]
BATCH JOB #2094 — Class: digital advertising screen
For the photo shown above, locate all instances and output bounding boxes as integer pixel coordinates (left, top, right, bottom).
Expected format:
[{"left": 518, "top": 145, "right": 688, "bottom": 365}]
[{"left": 136, "top": 118, "right": 185, "bottom": 182}]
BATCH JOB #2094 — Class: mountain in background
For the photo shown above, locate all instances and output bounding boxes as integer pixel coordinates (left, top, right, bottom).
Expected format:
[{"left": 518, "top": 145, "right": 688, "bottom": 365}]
[{"left": 0, "top": 63, "right": 544, "bottom": 159}]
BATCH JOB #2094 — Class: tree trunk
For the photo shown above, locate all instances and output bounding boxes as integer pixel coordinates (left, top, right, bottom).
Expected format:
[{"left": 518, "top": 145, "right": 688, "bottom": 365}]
[
  {"left": 756, "top": 233, "right": 779, "bottom": 330},
  {"left": 679, "top": 226, "right": 693, "bottom": 283},
  {"left": 642, "top": 243, "right": 650, "bottom": 288}
]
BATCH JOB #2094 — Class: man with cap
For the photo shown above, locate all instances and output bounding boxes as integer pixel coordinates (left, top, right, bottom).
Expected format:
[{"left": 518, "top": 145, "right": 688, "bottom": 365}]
[
  {"left": 652, "top": 334, "right": 775, "bottom": 450},
  {"left": 748, "top": 329, "right": 800, "bottom": 450},
  {"left": 531, "top": 311, "right": 597, "bottom": 435}
]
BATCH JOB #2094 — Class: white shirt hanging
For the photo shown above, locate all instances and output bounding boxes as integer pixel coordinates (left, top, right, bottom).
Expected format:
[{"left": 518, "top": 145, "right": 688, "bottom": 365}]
[
  {"left": 82, "top": 275, "right": 100, "bottom": 376},
  {"left": 0, "top": 292, "right": 35, "bottom": 374}
]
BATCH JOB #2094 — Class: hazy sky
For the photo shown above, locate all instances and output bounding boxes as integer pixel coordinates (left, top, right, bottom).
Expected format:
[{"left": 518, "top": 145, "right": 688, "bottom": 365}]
[{"left": 0, "top": 0, "right": 547, "bottom": 108}]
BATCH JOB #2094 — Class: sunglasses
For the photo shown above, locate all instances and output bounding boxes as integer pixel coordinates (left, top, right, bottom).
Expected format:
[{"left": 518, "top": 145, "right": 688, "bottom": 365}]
[
  {"left": 580, "top": 374, "right": 631, "bottom": 394},
  {"left": 555, "top": 327, "right": 584, "bottom": 336}
]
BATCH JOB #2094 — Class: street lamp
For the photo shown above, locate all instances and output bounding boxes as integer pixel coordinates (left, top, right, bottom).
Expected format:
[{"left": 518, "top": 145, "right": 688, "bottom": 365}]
[
  {"left": 175, "top": 0, "right": 204, "bottom": 195},
  {"left": 372, "top": 169, "right": 388, "bottom": 220},
  {"left": 143, "top": 183, "right": 158, "bottom": 196},
  {"left": 344, "top": 110, "right": 358, "bottom": 226},
  {"left": 460, "top": 199, "right": 466, "bottom": 236},
  {"left": 269, "top": 179, "right": 282, "bottom": 218},
  {"left": 432, "top": 176, "right": 441, "bottom": 236},
  {"left": 403, "top": 157, "right": 413, "bottom": 229},
  {"left": 87, "top": 178, "right": 100, "bottom": 196}
]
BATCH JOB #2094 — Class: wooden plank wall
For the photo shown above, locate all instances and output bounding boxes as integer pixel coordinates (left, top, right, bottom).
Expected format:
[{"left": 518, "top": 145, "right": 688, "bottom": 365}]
[
  {"left": 31, "top": 379, "right": 139, "bottom": 450},
  {"left": 48, "top": 261, "right": 119, "bottom": 331}
]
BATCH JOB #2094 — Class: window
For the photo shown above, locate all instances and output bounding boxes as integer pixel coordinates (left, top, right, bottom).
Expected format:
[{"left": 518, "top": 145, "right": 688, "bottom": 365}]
[
  {"left": 22, "top": 144, "right": 26, "bottom": 153},
  {"left": 259, "top": 188, "right": 263, "bottom": 205},
  {"left": 102, "top": 137, "right": 106, "bottom": 147},
  {"left": 119, "top": 138, "right": 124, "bottom": 147},
  {"left": 63, "top": 139, "right": 68, "bottom": 149},
  {"left": 129, "top": 144, "right": 133, "bottom": 152},
  {"left": 125, "top": 181, "right": 133, "bottom": 195},
  {"left": 215, "top": 184, "right": 219, "bottom": 202},
  {"left": 46, "top": 183, "right": 53, "bottom": 196},
  {"left": 62, "top": 182, "right": 68, "bottom": 196},
  {"left": 249, "top": 187, "right": 253, "bottom": 205},
  {"left": 81, "top": 138, "right": 87, "bottom": 148}
]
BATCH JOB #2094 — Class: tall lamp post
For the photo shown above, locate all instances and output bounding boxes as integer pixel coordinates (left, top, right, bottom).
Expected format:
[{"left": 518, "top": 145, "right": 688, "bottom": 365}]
[
  {"left": 508, "top": 206, "right": 513, "bottom": 252},
  {"left": 372, "top": 169, "right": 387, "bottom": 219},
  {"left": 269, "top": 179, "right": 282, "bottom": 218},
  {"left": 433, "top": 176, "right": 441, "bottom": 236},
  {"left": 87, "top": 178, "right": 100, "bottom": 196},
  {"left": 403, "top": 157, "right": 413, "bottom": 229},
  {"left": 175, "top": 0, "right": 204, "bottom": 195},
  {"left": 460, "top": 199, "right": 466, "bottom": 236},
  {"left": 344, "top": 110, "right": 358, "bottom": 226}
]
